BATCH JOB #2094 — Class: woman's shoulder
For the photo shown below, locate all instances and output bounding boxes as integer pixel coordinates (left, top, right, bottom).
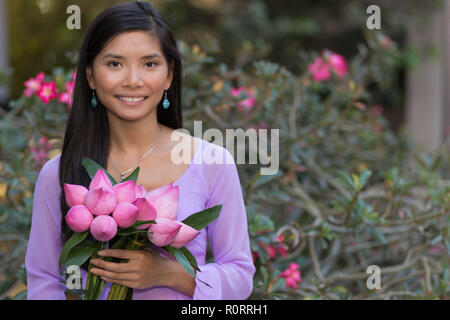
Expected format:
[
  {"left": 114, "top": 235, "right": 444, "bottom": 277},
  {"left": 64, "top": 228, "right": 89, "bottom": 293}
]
[
  {"left": 166, "top": 128, "right": 235, "bottom": 167},
  {"left": 35, "top": 154, "right": 61, "bottom": 197},
  {"left": 196, "top": 137, "right": 236, "bottom": 167},
  {"left": 192, "top": 137, "right": 239, "bottom": 192}
]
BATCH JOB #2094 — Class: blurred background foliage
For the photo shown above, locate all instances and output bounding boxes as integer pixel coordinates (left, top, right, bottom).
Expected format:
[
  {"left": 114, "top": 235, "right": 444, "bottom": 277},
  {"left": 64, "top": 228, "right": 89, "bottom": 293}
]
[
  {"left": 4, "top": 0, "right": 445, "bottom": 131},
  {"left": 0, "top": 0, "right": 449, "bottom": 299}
]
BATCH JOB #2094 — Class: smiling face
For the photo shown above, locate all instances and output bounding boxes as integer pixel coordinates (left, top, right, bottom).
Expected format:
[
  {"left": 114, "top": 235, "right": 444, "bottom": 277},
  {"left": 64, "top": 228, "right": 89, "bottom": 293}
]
[{"left": 86, "top": 31, "right": 173, "bottom": 121}]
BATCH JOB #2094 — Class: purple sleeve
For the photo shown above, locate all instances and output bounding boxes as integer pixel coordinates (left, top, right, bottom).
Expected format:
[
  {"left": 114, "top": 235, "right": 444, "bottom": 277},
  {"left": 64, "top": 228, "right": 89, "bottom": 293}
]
[
  {"left": 193, "top": 145, "right": 256, "bottom": 300},
  {"left": 25, "top": 157, "right": 67, "bottom": 299}
]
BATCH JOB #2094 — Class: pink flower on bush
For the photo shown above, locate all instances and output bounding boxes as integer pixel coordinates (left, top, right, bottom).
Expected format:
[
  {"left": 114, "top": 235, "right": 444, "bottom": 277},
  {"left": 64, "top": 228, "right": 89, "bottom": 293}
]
[
  {"left": 258, "top": 234, "right": 287, "bottom": 260},
  {"left": 260, "top": 243, "right": 277, "bottom": 259},
  {"left": 329, "top": 53, "right": 348, "bottom": 78},
  {"left": 380, "top": 35, "right": 393, "bottom": 48},
  {"left": 280, "top": 262, "right": 302, "bottom": 289},
  {"left": 308, "top": 57, "right": 331, "bottom": 81},
  {"left": 373, "top": 105, "right": 383, "bottom": 116},
  {"left": 276, "top": 235, "right": 287, "bottom": 256},
  {"left": 23, "top": 72, "right": 45, "bottom": 97},
  {"left": 428, "top": 242, "right": 444, "bottom": 255},
  {"left": 59, "top": 80, "right": 75, "bottom": 109},
  {"left": 231, "top": 87, "right": 256, "bottom": 111},
  {"left": 29, "top": 136, "right": 52, "bottom": 166},
  {"left": 308, "top": 51, "right": 348, "bottom": 82},
  {"left": 36, "top": 81, "right": 57, "bottom": 104}
]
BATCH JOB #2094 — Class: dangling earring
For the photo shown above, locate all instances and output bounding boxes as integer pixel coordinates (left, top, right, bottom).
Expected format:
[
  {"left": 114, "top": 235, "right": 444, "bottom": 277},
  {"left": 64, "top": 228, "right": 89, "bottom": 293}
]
[
  {"left": 91, "top": 90, "right": 98, "bottom": 109},
  {"left": 162, "top": 90, "right": 170, "bottom": 109}
]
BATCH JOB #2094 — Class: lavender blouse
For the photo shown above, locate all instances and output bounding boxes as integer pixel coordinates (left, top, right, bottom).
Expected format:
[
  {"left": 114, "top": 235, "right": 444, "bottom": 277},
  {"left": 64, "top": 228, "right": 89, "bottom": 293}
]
[{"left": 25, "top": 137, "right": 255, "bottom": 300}]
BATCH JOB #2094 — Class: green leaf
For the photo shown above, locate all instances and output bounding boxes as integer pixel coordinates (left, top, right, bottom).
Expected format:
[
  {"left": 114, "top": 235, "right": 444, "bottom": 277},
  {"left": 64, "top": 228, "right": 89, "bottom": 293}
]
[
  {"left": 249, "top": 170, "right": 283, "bottom": 190},
  {"left": 122, "top": 167, "right": 140, "bottom": 183},
  {"left": 118, "top": 219, "right": 155, "bottom": 233},
  {"left": 16, "top": 264, "right": 27, "bottom": 286},
  {"left": 81, "top": 157, "right": 117, "bottom": 185},
  {"left": 125, "top": 287, "right": 133, "bottom": 300},
  {"left": 373, "top": 228, "right": 387, "bottom": 245},
  {"left": 116, "top": 229, "right": 149, "bottom": 236},
  {"left": 116, "top": 220, "right": 155, "bottom": 236},
  {"left": 180, "top": 247, "right": 200, "bottom": 272},
  {"left": 182, "top": 205, "right": 222, "bottom": 230},
  {"left": 337, "top": 170, "right": 355, "bottom": 190},
  {"left": 12, "top": 290, "right": 27, "bottom": 300},
  {"left": 129, "top": 220, "right": 156, "bottom": 228},
  {"left": 64, "top": 242, "right": 98, "bottom": 268},
  {"left": 270, "top": 277, "right": 285, "bottom": 293},
  {"left": 359, "top": 170, "right": 372, "bottom": 189},
  {"left": 251, "top": 214, "right": 275, "bottom": 233},
  {"left": 59, "top": 231, "right": 89, "bottom": 269},
  {"left": 430, "top": 235, "right": 442, "bottom": 246},
  {"left": 165, "top": 246, "right": 196, "bottom": 277},
  {"left": 109, "top": 236, "right": 128, "bottom": 250}
]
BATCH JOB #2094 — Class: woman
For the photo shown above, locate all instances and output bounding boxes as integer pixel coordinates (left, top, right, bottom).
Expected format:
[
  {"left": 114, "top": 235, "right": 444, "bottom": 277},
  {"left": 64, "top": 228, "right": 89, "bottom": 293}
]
[{"left": 25, "top": 1, "right": 255, "bottom": 300}]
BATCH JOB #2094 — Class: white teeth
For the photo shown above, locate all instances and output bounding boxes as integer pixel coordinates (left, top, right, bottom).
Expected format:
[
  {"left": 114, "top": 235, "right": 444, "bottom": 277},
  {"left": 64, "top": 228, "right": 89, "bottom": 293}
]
[{"left": 119, "top": 96, "right": 146, "bottom": 102}]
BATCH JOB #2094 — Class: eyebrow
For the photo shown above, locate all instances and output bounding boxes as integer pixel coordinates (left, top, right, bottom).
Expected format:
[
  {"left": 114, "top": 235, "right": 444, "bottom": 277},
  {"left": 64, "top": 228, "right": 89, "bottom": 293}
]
[{"left": 101, "top": 53, "right": 162, "bottom": 60}]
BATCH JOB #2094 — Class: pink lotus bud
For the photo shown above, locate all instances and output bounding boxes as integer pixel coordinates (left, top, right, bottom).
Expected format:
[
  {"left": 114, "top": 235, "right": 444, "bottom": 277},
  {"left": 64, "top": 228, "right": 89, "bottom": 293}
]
[
  {"left": 133, "top": 198, "right": 157, "bottom": 229},
  {"left": 135, "top": 184, "right": 147, "bottom": 200},
  {"left": 89, "top": 169, "right": 113, "bottom": 190},
  {"left": 145, "top": 183, "right": 179, "bottom": 220},
  {"left": 112, "top": 202, "right": 139, "bottom": 228},
  {"left": 90, "top": 215, "right": 117, "bottom": 242},
  {"left": 65, "top": 205, "right": 93, "bottom": 232},
  {"left": 146, "top": 182, "right": 172, "bottom": 199},
  {"left": 148, "top": 217, "right": 181, "bottom": 247},
  {"left": 170, "top": 221, "right": 200, "bottom": 249},
  {"left": 85, "top": 187, "right": 117, "bottom": 215},
  {"left": 112, "top": 180, "right": 136, "bottom": 203},
  {"left": 64, "top": 183, "right": 88, "bottom": 207}
]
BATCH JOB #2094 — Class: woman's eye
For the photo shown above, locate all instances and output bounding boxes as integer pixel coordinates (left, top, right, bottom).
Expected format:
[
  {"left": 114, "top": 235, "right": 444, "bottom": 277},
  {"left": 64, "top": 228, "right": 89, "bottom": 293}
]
[
  {"left": 107, "top": 61, "right": 121, "bottom": 67},
  {"left": 145, "top": 62, "right": 157, "bottom": 68}
]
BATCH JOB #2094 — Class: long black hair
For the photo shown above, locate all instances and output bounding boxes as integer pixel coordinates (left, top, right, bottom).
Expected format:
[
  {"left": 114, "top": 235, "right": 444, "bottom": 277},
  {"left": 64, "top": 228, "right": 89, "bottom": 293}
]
[{"left": 59, "top": 1, "right": 184, "bottom": 269}]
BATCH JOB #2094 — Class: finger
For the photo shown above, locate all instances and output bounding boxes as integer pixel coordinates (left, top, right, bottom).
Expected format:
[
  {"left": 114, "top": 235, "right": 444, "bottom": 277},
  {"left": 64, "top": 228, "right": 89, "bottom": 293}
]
[
  {"left": 98, "top": 249, "right": 137, "bottom": 260},
  {"left": 91, "top": 268, "right": 135, "bottom": 281},
  {"left": 143, "top": 247, "right": 157, "bottom": 256},
  {"left": 91, "top": 258, "right": 134, "bottom": 273}
]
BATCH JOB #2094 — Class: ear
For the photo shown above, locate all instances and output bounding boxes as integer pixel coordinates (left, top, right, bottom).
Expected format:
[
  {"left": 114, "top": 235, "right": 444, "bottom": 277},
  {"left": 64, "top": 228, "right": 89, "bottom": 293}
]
[
  {"left": 86, "top": 66, "right": 95, "bottom": 90},
  {"left": 165, "top": 61, "right": 174, "bottom": 90}
]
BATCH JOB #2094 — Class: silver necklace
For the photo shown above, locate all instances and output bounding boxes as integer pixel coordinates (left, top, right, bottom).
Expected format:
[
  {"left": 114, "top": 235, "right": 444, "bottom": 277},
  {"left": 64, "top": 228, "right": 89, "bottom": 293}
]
[{"left": 109, "top": 124, "right": 162, "bottom": 182}]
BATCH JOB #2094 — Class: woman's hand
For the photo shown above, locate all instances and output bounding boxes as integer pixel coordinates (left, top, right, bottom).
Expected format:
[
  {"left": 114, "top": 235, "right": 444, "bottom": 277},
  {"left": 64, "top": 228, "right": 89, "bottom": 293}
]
[{"left": 89, "top": 247, "right": 174, "bottom": 290}]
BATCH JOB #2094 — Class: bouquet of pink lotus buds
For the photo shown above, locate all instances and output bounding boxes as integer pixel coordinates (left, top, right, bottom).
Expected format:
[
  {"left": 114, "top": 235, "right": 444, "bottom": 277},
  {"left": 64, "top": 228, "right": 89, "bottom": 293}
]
[{"left": 59, "top": 157, "right": 221, "bottom": 300}]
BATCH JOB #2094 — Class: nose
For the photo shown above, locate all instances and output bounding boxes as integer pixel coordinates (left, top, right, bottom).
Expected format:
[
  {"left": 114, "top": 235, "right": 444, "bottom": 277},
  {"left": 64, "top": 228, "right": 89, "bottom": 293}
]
[{"left": 123, "top": 66, "right": 143, "bottom": 88}]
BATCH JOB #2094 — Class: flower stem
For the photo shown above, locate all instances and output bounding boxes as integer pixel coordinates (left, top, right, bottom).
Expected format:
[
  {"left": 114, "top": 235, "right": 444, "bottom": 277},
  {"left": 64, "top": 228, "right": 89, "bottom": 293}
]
[
  {"left": 106, "top": 234, "right": 139, "bottom": 300},
  {"left": 85, "top": 241, "right": 107, "bottom": 300}
]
